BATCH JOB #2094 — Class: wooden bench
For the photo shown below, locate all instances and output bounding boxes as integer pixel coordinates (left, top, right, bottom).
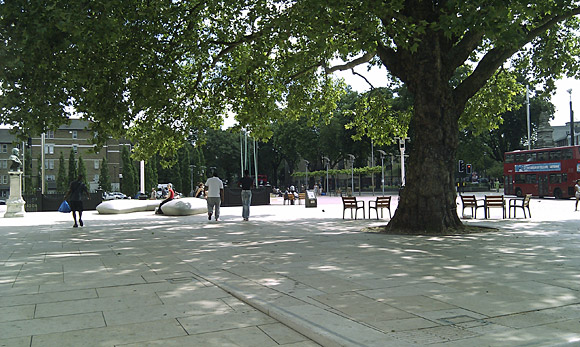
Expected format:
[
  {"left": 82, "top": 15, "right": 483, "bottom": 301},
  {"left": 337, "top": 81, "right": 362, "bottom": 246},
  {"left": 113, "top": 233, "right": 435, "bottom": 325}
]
[
  {"left": 283, "top": 192, "right": 295, "bottom": 205},
  {"left": 298, "top": 192, "right": 306, "bottom": 205},
  {"left": 369, "top": 196, "right": 392, "bottom": 219},
  {"left": 460, "top": 195, "right": 484, "bottom": 218},
  {"left": 342, "top": 196, "right": 365, "bottom": 219},
  {"left": 508, "top": 194, "right": 531, "bottom": 218},
  {"left": 484, "top": 195, "right": 505, "bottom": 219}
]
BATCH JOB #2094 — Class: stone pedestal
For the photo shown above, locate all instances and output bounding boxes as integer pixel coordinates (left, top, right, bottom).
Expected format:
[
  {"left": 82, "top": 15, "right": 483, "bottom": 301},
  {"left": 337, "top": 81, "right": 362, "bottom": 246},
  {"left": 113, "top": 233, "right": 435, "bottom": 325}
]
[{"left": 5, "top": 172, "right": 25, "bottom": 218}]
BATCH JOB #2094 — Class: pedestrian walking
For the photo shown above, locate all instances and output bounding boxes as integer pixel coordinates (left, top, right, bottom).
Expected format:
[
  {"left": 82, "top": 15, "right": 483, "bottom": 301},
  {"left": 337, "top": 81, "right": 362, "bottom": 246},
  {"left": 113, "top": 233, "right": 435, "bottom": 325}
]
[
  {"left": 205, "top": 172, "right": 224, "bottom": 221},
  {"left": 64, "top": 174, "right": 90, "bottom": 228},
  {"left": 238, "top": 170, "right": 254, "bottom": 221}
]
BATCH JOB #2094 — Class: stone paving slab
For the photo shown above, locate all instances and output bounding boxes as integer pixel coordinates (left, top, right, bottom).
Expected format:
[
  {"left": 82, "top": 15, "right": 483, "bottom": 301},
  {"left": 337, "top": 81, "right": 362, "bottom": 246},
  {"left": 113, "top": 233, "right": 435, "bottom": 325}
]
[{"left": 1, "top": 195, "right": 580, "bottom": 345}]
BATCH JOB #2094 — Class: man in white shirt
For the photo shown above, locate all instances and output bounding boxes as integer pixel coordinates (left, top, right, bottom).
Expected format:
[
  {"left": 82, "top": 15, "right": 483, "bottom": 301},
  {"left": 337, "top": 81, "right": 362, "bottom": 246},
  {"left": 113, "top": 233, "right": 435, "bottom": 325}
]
[{"left": 204, "top": 172, "right": 224, "bottom": 221}]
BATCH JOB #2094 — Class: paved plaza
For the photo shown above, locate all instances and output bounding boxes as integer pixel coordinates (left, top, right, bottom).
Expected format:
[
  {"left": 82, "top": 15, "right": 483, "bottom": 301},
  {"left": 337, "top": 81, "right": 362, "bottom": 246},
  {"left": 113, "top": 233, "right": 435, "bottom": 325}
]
[{"left": 1, "top": 194, "right": 580, "bottom": 346}]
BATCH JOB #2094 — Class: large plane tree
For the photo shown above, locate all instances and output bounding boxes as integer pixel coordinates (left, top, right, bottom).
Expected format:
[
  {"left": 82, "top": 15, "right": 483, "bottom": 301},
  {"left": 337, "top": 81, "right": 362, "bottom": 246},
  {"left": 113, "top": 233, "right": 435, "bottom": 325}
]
[{"left": 2, "top": 1, "right": 580, "bottom": 233}]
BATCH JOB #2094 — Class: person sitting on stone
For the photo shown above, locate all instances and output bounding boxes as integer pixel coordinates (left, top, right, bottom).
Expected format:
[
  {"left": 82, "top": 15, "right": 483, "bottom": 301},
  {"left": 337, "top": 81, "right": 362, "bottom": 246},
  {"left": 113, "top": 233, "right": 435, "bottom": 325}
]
[{"left": 9, "top": 148, "right": 22, "bottom": 172}]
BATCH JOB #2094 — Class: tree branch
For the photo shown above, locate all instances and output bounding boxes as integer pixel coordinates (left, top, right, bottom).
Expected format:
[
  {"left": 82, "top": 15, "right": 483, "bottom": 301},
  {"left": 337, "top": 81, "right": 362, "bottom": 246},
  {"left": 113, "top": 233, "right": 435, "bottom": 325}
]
[
  {"left": 446, "top": 29, "right": 485, "bottom": 73},
  {"left": 324, "top": 51, "right": 376, "bottom": 73},
  {"left": 351, "top": 69, "right": 375, "bottom": 89},
  {"left": 454, "top": 7, "right": 580, "bottom": 112},
  {"left": 376, "top": 43, "right": 408, "bottom": 83}
]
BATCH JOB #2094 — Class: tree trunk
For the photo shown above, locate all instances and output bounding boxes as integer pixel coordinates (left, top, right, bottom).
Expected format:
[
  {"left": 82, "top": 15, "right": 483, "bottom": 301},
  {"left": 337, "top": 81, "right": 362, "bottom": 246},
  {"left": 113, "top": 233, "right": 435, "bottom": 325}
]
[{"left": 385, "top": 43, "right": 464, "bottom": 234}]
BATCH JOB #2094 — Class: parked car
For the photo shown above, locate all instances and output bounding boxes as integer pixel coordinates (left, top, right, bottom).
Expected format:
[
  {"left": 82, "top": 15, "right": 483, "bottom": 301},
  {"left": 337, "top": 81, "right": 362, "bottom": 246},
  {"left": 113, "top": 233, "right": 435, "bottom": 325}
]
[
  {"left": 133, "top": 192, "right": 149, "bottom": 200},
  {"left": 103, "top": 192, "right": 128, "bottom": 200},
  {"left": 0, "top": 199, "right": 5, "bottom": 205}
]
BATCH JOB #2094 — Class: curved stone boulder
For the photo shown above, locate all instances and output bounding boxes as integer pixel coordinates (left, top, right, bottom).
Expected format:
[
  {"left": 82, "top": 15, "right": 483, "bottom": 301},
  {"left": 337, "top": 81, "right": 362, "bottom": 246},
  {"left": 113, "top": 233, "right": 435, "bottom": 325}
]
[
  {"left": 96, "top": 199, "right": 160, "bottom": 214},
  {"left": 161, "top": 198, "right": 208, "bottom": 216}
]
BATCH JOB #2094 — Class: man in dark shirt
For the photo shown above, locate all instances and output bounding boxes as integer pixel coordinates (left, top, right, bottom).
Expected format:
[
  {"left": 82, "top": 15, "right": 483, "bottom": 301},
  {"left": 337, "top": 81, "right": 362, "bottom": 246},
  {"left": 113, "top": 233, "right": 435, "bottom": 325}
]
[{"left": 238, "top": 170, "right": 254, "bottom": 221}]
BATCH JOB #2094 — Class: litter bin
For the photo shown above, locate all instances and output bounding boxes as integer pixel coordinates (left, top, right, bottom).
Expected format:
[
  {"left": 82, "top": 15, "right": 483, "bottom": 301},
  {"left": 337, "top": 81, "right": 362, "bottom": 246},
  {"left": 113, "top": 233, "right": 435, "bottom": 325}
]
[{"left": 305, "top": 190, "right": 317, "bottom": 208}]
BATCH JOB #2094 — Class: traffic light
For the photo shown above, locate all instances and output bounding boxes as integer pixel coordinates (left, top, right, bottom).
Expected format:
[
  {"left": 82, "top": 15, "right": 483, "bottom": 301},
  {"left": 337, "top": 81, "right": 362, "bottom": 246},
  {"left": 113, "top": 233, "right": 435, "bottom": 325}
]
[
  {"left": 458, "top": 160, "right": 465, "bottom": 173},
  {"left": 466, "top": 164, "right": 472, "bottom": 174}
]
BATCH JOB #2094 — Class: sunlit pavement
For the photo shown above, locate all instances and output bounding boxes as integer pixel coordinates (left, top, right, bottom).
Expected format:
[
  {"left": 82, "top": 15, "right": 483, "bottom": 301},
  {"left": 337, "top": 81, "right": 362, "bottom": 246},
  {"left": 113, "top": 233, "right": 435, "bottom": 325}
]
[{"left": 1, "top": 194, "right": 580, "bottom": 346}]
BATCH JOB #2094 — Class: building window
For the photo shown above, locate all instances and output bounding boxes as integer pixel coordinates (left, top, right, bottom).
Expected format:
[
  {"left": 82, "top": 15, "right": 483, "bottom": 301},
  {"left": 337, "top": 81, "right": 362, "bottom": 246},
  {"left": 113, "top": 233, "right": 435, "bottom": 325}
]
[
  {"left": 0, "top": 160, "right": 6, "bottom": 169},
  {"left": 72, "top": 144, "right": 78, "bottom": 153},
  {"left": 1, "top": 175, "right": 8, "bottom": 184},
  {"left": 47, "top": 130, "right": 54, "bottom": 139},
  {"left": 44, "top": 144, "right": 54, "bottom": 154},
  {"left": 94, "top": 174, "right": 99, "bottom": 182},
  {"left": 45, "top": 159, "right": 55, "bottom": 170},
  {"left": 72, "top": 130, "right": 77, "bottom": 139},
  {"left": 94, "top": 160, "right": 99, "bottom": 169},
  {"left": 0, "top": 144, "right": 7, "bottom": 153},
  {"left": 46, "top": 175, "right": 56, "bottom": 182}
]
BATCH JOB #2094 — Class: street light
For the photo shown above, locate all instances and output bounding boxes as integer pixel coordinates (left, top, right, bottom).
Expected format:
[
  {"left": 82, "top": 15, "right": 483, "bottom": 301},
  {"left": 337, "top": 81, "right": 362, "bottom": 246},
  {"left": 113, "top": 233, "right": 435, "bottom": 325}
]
[
  {"left": 377, "top": 150, "right": 386, "bottom": 196},
  {"left": 322, "top": 156, "right": 330, "bottom": 196},
  {"left": 568, "top": 88, "right": 574, "bottom": 146},
  {"left": 189, "top": 165, "right": 195, "bottom": 196},
  {"left": 303, "top": 159, "right": 309, "bottom": 191},
  {"left": 395, "top": 137, "right": 410, "bottom": 186},
  {"left": 347, "top": 154, "right": 355, "bottom": 196}
]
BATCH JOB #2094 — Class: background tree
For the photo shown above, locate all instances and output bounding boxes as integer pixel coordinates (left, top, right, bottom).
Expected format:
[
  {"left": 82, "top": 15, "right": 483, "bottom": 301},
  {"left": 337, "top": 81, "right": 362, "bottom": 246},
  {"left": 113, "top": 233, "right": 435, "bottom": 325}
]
[
  {"left": 36, "top": 155, "right": 42, "bottom": 191},
  {"left": 144, "top": 157, "right": 158, "bottom": 196},
  {"left": 191, "top": 146, "right": 206, "bottom": 186},
  {"left": 120, "top": 146, "right": 138, "bottom": 197},
  {"left": 56, "top": 152, "right": 68, "bottom": 193},
  {"left": 77, "top": 155, "right": 89, "bottom": 190},
  {"left": 98, "top": 156, "right": 112, "bottom": 192},
  {"left": 67, "top": 150, "right": 77, "bottom": 185},
  {"left": 178, "top": 145, "right": 192, "bottom": 195},
  {"left": 24, "top": 148, "right": 34, "bottom": 194},
  {"left": 201, "top": 129, "right": 243, "bottom": 185}
]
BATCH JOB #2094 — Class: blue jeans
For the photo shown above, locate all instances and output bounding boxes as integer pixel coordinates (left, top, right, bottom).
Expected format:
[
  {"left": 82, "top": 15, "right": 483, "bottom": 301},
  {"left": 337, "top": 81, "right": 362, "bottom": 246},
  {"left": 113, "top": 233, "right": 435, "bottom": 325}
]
[
  {"left": 241, "top": 190, "right": 252, "bottom": 219},
  {"left": 206, "top": 197, "right": 221, "bottom": 219}
]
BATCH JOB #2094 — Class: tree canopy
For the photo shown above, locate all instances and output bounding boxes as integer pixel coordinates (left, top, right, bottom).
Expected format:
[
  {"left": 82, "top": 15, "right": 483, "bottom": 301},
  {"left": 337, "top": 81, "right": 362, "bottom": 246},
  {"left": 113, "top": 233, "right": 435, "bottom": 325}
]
[{"left": 2, "top": 1, "right": 580, "bottom": 233}]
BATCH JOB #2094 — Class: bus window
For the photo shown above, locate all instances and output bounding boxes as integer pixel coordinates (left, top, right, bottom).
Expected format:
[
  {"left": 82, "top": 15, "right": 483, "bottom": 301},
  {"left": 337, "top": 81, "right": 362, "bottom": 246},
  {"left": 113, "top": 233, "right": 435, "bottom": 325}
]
[
  {"left": 549, "top": 174, "right": 561, "bottom": 184},
  {"left": 549, "top": 150, "right": 561, "bottom": 160},
  {"left": 537, "top": 151, "right": 548, "bottom": 161},
  {"left": 563, "top": 174, "right": 568, "bottom": 183},
  {"left": 527, "top": 153, "right": 537, "bottom": 162},
  {"left": 526, "top": 174, "right": 537, "bottom": 184},
  {"left": 563, "top": 149, "right": 573, "bottom": 159},
  {"left": 515, "top": 174, "right": 525, "bottom": 184},
  {"left": 515, "top": 153, "right": 525, "bottom": 162},
  {"left": 505, "top": 153, "right": 514, "bottom": 163}
]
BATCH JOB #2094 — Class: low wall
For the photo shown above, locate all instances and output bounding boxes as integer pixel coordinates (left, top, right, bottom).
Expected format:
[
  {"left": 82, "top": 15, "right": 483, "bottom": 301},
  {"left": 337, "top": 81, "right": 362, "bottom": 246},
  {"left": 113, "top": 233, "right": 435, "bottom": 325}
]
[
  {"left": 222, "top": 187, "right": 270, "bottom": 207},
  {"left": 23, "top": 192, "right": 103, "bottom": 212}
]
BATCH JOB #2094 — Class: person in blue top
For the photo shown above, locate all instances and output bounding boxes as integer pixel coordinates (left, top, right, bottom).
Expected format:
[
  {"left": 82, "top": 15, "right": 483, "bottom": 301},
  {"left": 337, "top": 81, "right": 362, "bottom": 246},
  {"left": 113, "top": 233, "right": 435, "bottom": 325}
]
[{"left": 65, "top": 174, "right": 90, "bottom": 228}]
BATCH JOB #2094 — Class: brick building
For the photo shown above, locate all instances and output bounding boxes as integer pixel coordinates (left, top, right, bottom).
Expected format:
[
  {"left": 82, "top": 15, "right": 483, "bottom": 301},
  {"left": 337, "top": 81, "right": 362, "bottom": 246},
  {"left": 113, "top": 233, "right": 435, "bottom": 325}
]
[{"left": 0, "top": 120, "right": 129, "bottom": 197}]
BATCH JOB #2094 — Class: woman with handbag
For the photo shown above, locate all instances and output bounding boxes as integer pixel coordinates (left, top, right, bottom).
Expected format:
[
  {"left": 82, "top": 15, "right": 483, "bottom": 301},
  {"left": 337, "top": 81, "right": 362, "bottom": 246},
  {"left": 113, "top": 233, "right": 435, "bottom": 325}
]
[{"left": 64, "top": 174, "right": 90, "bottom": 227}]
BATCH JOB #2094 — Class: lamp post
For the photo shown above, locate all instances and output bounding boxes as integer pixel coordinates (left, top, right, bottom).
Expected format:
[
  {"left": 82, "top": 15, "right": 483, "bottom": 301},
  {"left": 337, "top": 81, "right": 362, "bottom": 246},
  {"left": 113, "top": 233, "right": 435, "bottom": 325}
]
[
  {"left": 189, "top": 165, "right": 194, "bottom": 196},
  {"left": 569, "top": 88, "right": 574, "bottom": 146},
  {"left": 322, "top": 156, "right": 330, "bottom": 196},
  {"left": 303, "top": 159, "right": 309, "bottom": 191},
  {"left": 347, "top": 154, "right": 355, "bottom": 196},
  {"left": 377, "top": 150, "right": 386, "bottom": 196},
  {"left": 526, "top": 85, "right": 531, "bottom": 150},
  {"left": 371, "top": 140, "right": 374, "bottom": 195},
  {"left": 395, "top": 137, "right": 409, "bottom": 186}
]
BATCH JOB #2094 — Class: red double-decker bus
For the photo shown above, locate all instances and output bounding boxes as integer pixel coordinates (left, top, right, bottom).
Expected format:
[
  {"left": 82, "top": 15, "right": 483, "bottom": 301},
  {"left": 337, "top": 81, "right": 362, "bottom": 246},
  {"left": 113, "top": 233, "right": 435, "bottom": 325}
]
[{"left": 504, "top": 145, "right": 580, "bottom": 198}]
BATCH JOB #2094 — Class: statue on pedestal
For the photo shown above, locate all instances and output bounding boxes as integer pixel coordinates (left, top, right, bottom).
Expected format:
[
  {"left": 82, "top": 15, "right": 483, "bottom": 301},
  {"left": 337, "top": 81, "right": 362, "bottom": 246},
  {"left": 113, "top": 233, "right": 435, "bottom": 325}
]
[
  {"left": 5, "top": 147, "right": 25, "bottom": 218},
  {"left": 9, "top": 148, "right": 22, "bottom": 172}
]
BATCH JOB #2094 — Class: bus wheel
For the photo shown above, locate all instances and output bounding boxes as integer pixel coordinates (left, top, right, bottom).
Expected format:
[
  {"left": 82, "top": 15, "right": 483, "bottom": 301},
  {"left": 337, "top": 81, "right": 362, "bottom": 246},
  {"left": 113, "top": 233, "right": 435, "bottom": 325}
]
[
  {"left": 554, "top": 188, "right": 563, "bottom": 199},
  {"left": 515, "top": 188, "right": 523, "bottom": 197}
]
